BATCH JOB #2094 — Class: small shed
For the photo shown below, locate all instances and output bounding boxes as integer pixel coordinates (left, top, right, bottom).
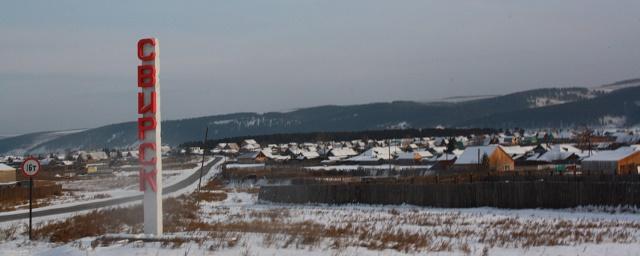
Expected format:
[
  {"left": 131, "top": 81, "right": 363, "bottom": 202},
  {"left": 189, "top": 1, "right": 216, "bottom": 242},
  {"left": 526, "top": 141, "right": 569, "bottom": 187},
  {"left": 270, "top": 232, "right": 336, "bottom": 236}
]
[{"left": 0, "top": 163, "right": 16, "bottom": 183}]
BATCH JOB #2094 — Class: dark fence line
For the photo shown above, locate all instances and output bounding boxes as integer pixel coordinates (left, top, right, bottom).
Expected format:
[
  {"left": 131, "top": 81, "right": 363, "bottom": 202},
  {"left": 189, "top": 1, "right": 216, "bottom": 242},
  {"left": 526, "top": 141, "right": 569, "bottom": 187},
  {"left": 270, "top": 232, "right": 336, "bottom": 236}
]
[
  {"left": 285, "top": 171, "right": 640, "bottom": 186},
  {"left": 259, "top": 180, "right": 640, "bottom": 209},
  {"left": 0, "top": 184, "right": 62, "bottom": 204}
]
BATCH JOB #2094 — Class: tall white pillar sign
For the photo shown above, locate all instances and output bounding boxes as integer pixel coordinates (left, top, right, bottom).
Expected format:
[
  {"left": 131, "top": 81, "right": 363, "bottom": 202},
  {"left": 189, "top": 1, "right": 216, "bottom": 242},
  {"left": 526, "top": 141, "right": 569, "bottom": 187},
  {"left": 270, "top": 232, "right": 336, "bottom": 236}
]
[{"left": 137, "top": 38, "right": 163, "bottom": 235}]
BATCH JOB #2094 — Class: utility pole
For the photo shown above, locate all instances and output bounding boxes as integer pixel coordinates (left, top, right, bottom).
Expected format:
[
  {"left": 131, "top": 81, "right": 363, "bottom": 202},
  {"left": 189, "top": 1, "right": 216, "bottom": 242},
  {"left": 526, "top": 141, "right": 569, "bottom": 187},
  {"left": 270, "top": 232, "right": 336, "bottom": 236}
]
[
  {"left": 197, "top": 126, "right": 209, "bottom": 194},
  {"left": 477, "top": 148, "right": 480, "bottom": 172},
  {"left": 388, "top": 138, "right": 391, "bottom": 172}
]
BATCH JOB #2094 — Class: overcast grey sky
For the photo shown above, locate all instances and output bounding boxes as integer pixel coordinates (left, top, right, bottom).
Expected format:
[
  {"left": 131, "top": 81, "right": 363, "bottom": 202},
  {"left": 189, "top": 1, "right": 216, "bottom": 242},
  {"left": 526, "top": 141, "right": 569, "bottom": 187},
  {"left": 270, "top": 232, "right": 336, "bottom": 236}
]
[{"left": 1, "top": 1, "right": 639, "bottom": 135}]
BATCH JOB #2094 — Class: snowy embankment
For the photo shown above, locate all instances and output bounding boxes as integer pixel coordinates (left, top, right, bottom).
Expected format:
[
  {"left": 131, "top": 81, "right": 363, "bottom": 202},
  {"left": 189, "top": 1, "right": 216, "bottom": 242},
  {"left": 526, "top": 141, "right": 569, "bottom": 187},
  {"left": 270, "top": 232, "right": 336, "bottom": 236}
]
[{"left": 0, "top": 157, "right": 222, "bottom": 227}]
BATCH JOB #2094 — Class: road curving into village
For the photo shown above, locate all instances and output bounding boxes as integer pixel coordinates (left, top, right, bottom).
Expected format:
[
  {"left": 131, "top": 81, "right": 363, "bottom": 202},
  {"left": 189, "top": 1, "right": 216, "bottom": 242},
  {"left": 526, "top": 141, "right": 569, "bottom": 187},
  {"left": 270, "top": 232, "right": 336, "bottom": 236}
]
[{"left": 0, "top": 156, "right": 224, "bottom": 223}]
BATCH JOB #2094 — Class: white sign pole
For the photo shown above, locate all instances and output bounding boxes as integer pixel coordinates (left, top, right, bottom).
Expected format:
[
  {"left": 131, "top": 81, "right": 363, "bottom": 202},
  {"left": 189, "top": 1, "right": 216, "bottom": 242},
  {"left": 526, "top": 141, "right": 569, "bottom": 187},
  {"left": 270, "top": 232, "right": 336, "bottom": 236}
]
[{"left": 137, "top": 38, "right": 163, "bottom": 235}]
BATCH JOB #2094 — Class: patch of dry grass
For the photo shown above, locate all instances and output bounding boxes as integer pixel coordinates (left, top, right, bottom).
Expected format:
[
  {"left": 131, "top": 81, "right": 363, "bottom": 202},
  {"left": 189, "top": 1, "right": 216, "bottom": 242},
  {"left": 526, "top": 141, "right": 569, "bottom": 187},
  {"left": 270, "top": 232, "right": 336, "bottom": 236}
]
[
  {"left": 23, "top": 175, "right": 640, "bottom": 254},
  {"left": 196, "top": 191, "right": 228, "bottom": 202},
  {"left": 32, "top": 195, "right": 202, "bottom": 243}
]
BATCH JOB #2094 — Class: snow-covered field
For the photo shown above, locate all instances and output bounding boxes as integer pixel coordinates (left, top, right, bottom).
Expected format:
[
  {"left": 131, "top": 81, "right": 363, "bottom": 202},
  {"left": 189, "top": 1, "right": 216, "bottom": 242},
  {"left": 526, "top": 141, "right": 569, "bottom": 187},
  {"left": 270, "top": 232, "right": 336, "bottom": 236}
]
[
  {"left": 305, "top": 164, "right": 432, "bottom": 171},
  {"left": 3, "top": 181, "right": 640, "bottom": 255}
]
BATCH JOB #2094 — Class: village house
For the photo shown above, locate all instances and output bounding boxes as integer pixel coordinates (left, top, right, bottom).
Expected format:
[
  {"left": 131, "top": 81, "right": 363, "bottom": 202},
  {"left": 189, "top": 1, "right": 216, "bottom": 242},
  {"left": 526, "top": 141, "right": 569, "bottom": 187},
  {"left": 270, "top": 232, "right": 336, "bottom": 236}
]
[
  {"left": 295, "top": 150, "right": 321, "bottom": 161},
  {"left": 224, "top": 143, "right": 240, "bottom": 154},
  {"left": 125, "top": 150, "right": 139, "bottom": 159},
  {"left": 582, "top": 147, "right": 640, "bottom": 175},
  {"left": 518, "top": 144, "right": 584, "bottom": 171},
  {"left": 260, "top": 149, "right": 290, "bottom": 162},
  {"left": 395, "top": 151, "right": 434, "bottom": 164},
  {"left": 327, "top": 147, "right": 359, "bottom": 160},
  {"left": 188, "top": 147, "right": 204, "bottom": 155},
  {"left": 345, "top": 146, "right": 403, "bottom": 164},
  {"left": 241, "top": 139, "right": 261, "bottom": 152},
  {"left": 453, "top": 145, "right": 514, "bottom": 172},
  {"left": 78, "top": 151, "right": 109, "bottom": 161},
  {"left": 237, "top": 151, "right": 268, "bottom": 164},
  {"left": 212, "top": 143, "right": 226, "bottom": 154}
]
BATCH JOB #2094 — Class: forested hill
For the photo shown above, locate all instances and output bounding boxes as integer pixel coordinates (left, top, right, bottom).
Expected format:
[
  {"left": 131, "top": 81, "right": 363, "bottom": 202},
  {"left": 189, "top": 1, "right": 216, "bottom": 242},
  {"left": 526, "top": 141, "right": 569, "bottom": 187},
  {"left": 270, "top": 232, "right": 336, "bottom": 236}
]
[{"left": 1, "top": 79, "right": 639, "bottom": 154}]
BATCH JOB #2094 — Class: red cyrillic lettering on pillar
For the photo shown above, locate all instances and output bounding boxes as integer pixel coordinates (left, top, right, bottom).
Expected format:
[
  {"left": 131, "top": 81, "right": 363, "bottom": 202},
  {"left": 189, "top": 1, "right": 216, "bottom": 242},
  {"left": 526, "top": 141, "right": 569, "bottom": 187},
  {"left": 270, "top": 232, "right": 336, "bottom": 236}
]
[
  {"left": 139, "top": 142, "right": 157, "bottom": 165},
  {"left": 138, "top": 117, "right": 157, "bottom": 140},
  {"left": 139, "top": 168, "right": 157, "bottom": 192},
  {"left": 138, "top": 65, "right": 156, "bottom": 87},
  {"left": 138, "top": 92, "right": 157, "bottom": 114},
  {"left": 137, "top": 38, "right": 156, "bottom": 61}
]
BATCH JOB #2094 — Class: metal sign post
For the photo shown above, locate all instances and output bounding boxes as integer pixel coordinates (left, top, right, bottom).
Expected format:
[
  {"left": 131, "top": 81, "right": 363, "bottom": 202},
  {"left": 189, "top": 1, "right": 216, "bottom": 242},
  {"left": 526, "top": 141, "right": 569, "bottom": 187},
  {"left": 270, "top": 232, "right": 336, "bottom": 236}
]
[{"left": 21, "top": 157, "right": 41, "bottom": 240}]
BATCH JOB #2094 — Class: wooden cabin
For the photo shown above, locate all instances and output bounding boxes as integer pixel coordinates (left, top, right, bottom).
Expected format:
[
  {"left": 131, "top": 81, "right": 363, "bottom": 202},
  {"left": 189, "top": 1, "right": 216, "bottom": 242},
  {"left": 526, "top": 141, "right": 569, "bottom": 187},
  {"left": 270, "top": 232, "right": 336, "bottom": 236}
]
[
  {"left": 581, "top": 147, "right": 640, "bottom": 175},
  {"left": 453, "top": 145, "right": 514, "bottom": 172}
]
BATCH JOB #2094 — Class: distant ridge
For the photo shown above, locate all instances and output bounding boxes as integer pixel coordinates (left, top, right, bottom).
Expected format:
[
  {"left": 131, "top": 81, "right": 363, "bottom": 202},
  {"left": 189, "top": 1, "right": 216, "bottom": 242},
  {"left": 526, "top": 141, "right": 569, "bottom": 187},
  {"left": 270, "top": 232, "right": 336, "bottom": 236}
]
[
  {"left": 1, "top": 78, "right": 639, "bottom": 154},
  {"left": 437, "top": 95, "right": 499, "bottom": 103}
]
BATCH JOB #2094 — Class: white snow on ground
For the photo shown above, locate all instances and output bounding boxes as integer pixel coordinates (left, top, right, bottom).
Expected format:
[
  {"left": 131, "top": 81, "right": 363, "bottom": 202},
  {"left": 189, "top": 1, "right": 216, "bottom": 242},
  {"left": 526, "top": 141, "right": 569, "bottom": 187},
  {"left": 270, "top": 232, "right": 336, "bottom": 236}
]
[
  {"left": 225, "top": 163, "right": 266, "bottom": 169},
  {"left": 530, "top": 97, "right": 568, "bottom": 107},
  {"left": 0, "top": 158, "right": 225, "bottom": 239},
  {"left": 163, "top": 157, "right": 224, "bottom": 197},
  {"left": 0, "top": 157, "right": 220, "bottom": 225},
  {"left": 4, "top": 183, "right": 640, "bottom": 255},
  {"left": 305, "top": 164, "right": 432, "bottom": 171}
]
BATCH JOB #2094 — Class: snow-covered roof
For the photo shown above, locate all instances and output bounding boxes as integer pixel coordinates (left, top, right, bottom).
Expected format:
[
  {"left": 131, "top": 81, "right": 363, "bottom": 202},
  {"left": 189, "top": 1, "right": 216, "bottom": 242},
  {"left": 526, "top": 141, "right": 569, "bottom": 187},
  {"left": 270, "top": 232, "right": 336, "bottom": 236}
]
[
  {"left": 0, "top": 163, "right": 15, "bottom": 172},
  {"left": 500, "top": 146, "right": 534, "bottom": 156},
  {"left": 430, "top": 146, "right": 446, "bottom": 154},
  {"left": 584, "top": 147, "right": 639, "bottom": 162},
  {"left": 297, "top": 151, "right": 320, "bottom": 160},
  {"left": 455, "top": 145, "right": 503, "bottom": 165},
  {"left": 615, "top": 133, "right": 640, "bottom": 144},
  {"left": 260, "top": 149, "right": 290, "bottom": 161},
  {"left": 428, "top": 153, "right": 457, "bottom": 162},
  {"left": 346, "top": 146, "right": 402, "bottom": 162},
  {"left": 40, "top": 158, "right": 54, "bottom": 165},
  {"left": 527, "top": 145, "right": 583, "bottom": 162},
  {"left": 413, "top": 151, "right": 433, "bottom": 158},
  {"left": 243, "top": 139, "right": 258, "bottom": 145},
  {"left": 556, "top": 130, "right": 575, "bottom": 139},
  {"left": 238, "top": 151, "right": 260, "bottom": 159},
  {"left": 452, "top": 149, "right": 464, "bottom": 156},
  {"left": 329, "top": 148, "right": 358, "bottom": 157},
  {"left": 396, "top": 152, "right": 417, "bottom": 160}
]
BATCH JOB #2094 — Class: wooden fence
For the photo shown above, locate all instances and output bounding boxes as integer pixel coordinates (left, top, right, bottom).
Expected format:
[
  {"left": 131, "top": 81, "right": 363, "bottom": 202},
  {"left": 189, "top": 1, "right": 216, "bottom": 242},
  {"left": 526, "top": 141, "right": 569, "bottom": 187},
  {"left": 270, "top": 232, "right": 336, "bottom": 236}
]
[
  {"left": 259, "top": 179, "right": 640, "bottom": 209},
  {"left": 0, "top": 182, "right": 62, "bottom": 205}
]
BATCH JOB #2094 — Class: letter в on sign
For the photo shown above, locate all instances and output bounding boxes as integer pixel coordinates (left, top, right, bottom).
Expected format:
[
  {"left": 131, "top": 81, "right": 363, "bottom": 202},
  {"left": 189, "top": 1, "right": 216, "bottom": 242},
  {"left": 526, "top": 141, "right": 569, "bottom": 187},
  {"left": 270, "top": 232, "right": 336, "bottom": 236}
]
[{"left": 138, "top": 65, "right": 156, "bottom": 87}]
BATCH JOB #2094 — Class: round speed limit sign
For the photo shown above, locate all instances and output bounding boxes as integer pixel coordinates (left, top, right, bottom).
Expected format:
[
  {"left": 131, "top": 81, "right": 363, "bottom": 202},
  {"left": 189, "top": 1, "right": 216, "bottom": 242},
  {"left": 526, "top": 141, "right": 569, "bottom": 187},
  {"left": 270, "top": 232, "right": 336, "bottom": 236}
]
[{"left": 21, "top": 158, "right": 41, "bottom": 177}]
